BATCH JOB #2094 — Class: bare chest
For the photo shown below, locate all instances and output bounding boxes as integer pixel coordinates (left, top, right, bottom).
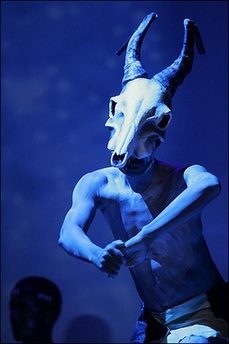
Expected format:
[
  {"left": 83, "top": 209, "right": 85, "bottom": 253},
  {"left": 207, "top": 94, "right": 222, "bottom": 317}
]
[
  {"left": 119, "top": 191, "right": 154, "bottom": 238},
  {"left": 99, "top": 172, "right": 185, "bottom": 240},
  {"left": 100, "top": 186, "right": 154, "bottom": 240}
]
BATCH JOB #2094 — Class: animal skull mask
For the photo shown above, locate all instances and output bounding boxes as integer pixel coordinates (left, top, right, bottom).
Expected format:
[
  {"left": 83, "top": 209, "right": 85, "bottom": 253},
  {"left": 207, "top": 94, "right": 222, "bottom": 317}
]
[{"left": 105, "top": 12, "right": 205, "bottom": 168}]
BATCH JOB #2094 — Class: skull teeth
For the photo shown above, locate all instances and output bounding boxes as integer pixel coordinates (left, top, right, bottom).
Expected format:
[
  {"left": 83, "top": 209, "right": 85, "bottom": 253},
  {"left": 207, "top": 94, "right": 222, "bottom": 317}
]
[
  {"left": 111, "top": 152, "right": 127, "bottom": 167},
  {"left": 113, "top": 153, "right": 125, "bottom": 164}
]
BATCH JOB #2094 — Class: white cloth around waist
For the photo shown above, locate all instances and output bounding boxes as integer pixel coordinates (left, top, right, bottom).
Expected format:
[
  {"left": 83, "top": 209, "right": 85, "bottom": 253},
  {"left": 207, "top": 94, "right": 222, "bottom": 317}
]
[{"left": 151, "top": 292, "right": 211, "bottom": 325}]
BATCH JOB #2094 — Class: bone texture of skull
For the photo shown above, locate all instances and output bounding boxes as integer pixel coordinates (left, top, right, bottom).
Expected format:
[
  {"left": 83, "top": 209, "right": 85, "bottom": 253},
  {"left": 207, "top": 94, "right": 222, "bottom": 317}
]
[{"left": 105, "top": 12, "right": 205, "bottom": 169}]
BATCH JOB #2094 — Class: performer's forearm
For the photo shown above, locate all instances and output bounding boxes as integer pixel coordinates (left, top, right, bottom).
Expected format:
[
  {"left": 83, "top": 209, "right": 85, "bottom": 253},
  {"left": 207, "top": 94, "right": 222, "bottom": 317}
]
[
  {"left": 127, "top": 180, "right": 220, "bottom": 247},
  {"left": 58, "top": 225, "right": 103, "bottom": 264}
]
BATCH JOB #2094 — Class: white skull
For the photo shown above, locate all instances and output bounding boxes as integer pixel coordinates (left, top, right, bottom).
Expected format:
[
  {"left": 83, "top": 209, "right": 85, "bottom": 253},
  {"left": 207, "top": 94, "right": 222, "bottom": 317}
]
[
  {"left": 105, "top": 78, "right": 172, "bottom": 168},
  {"left": 105, "top": 12, "right": 204, "bottom": 169}
]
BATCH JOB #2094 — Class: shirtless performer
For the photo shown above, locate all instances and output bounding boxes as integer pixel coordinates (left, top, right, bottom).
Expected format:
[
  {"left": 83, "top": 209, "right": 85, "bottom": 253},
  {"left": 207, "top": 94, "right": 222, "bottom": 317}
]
[{"left": 59, "top": 13, "right": 228, "bottom": 343}]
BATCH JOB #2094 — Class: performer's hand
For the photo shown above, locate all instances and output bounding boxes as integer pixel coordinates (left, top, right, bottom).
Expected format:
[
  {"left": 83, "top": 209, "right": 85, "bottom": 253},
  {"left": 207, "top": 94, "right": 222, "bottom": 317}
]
[
  {"left": 95, "top": 240, "right": 126, "bottom": 277},
  {"left": 120, "top": 237, "right": 149, "bottom": 268}
]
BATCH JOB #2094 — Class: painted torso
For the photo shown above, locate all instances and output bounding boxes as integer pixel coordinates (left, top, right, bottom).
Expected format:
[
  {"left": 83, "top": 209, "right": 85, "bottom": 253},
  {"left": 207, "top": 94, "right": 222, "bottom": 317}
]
[{"left": 92, "top": 159, "right": 223, "bottom": 312}]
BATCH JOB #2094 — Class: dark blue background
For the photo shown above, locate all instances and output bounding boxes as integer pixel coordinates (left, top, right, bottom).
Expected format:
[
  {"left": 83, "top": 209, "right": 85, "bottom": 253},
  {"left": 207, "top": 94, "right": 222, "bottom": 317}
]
[{"left": 1, "top": 1, "right": 228, "bottom": 343}]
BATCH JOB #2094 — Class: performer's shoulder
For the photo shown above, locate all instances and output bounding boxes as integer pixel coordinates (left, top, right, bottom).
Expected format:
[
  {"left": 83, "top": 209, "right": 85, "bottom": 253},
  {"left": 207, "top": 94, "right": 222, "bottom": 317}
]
[
  {"left": 80, "top": 166, "right": 120, "bottom": 185},
  {"left": 155, "top": 158, "right": 189, "bottom": 173}
]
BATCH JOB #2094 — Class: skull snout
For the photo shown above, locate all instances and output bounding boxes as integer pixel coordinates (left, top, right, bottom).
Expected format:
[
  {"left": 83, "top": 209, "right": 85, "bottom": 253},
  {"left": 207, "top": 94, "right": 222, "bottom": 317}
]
[{"left": 110, "top": 151, "right": 129, "bottom": 168}]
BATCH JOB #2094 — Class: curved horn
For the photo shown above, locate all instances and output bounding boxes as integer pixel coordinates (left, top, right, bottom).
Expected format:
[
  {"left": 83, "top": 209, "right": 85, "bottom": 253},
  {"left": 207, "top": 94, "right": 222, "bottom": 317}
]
[
  {"left": 117, "top": 12, "right": 158, "bottom": 87},
  {"left": 153, "top": 19, "right": 205, "bottom": 97}
]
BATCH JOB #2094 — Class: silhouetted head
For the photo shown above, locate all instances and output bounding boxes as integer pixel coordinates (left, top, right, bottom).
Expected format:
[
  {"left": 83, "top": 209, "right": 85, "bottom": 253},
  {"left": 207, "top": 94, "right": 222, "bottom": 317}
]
[{"left": 9, "top": 276, "right": 62, "bottom": 343}]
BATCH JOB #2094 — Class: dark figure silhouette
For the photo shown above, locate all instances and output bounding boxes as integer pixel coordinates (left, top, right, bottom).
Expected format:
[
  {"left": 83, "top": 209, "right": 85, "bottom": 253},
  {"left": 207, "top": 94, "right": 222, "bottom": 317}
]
[{"left": 9, "top": 276, "right": 62, "bottom": 343}]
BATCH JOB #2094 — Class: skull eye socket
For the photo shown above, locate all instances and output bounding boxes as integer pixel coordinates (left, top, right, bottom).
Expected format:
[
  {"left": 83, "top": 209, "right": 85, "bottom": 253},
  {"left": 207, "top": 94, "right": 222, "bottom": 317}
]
[
  {"left": 157, "top": 114, "right": 171, "bottom": 129},
  {"left": 109, "top": 99, "right": 117, "bottom": 117}
]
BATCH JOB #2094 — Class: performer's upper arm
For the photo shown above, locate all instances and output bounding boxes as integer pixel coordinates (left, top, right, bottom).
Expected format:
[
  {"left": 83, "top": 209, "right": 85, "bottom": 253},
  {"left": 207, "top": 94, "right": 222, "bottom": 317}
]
[{"left": 65, "top": 171, "right": 105, "bottom": 232}]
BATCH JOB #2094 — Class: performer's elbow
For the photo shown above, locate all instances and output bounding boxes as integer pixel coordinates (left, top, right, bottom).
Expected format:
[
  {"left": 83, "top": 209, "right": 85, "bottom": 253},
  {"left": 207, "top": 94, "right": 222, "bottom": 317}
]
[{"left": 204, "top": 174, "right": 221, "bottom": 199}]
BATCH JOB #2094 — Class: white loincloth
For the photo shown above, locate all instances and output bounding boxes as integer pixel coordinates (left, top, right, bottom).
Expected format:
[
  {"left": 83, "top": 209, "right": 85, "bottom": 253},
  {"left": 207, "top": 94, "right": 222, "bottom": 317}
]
[{"left": 150, "top": 293, "right": 228, "bottom": 343}]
